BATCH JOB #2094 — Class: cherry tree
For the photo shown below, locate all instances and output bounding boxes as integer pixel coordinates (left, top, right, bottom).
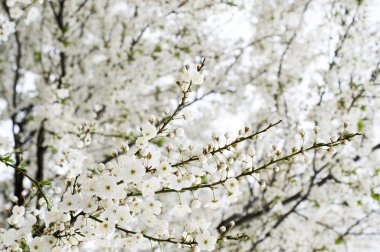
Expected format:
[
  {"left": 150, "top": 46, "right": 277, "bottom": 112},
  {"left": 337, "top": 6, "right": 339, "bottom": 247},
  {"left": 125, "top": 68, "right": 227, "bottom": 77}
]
[{"left": 0, "top": 0, "right": 379, "bottom": 251}]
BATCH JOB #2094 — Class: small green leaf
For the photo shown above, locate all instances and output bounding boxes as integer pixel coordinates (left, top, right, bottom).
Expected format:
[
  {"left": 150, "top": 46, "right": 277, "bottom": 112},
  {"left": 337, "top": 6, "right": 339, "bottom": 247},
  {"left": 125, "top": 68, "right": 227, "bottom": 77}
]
[
  {"left": 63, "top": 40, "right": 72, "bottom": 47},
  {"left": 156, "top": 138, "right": 165, "bottom": 147},
  {"left": 374, "top": 168, "right": 380, "bottom": 176},
  {"left": 335, "top": 238, "right": 343, "bottom": 245},
  {"left": 371, "top": 190, "right": 380, "bottom": 201},
  {"left": 19, "top": 240, "right": 28, "bottom": 250},
  {"left": 357, "top": 120, "right": 364, "bottom": 132},
  {"left": 39, "top": 180, "right": 52, "bottom": 186},
  {"left": 33, "top": 51, "right": 42, "bottom": 62},
  {"left": 154, "top": 44, "right": 162, "bottom": 53},
  {"left": 182, "top": 47, "right": 191, "bottom": 53},
  {"left": 313, "top": 201, "right": 320, "bottom": 208},
  {"left": 226, "top": 1, "right": 238, "bottom": 6}
]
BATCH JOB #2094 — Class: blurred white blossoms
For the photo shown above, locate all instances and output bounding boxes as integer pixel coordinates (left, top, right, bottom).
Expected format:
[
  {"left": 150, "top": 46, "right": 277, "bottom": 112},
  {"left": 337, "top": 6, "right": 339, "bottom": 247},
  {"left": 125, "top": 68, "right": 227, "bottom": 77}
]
[
  {"left": 141, "top": 177, "right": 161, "bottom": 197},
  {"left": 0, "top": 136, "right": 12, "bottom": 153},
  {"left": 182, "top": 65, "right": 204, "bottom": 85},
  {"left": 0, "top": 15, "right": 15, "bottom": 42},
  {"left": 29, "top": 237, "right": 49, "bottom": 252},
  {"left": 25, "top": 7, "right": 40, "bottom": 25},
  {"left": 195, "top": 231, "right": 218, "bottom": 251},
  {"left": 225, "top": 178, "right": 239, "bottom": 193},
  {"left": 118, "top": 157, "right": 146, "bottom": 183},
  {"left": 141, "top": 122, "right": 157, "bottom": 140}
]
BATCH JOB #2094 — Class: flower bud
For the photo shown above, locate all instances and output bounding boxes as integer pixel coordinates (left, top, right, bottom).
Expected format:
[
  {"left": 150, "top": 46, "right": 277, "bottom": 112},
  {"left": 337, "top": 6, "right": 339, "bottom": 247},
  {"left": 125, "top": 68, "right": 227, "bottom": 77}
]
[{"left": 191, "top": 199, "right": 201, "bottom": 209}]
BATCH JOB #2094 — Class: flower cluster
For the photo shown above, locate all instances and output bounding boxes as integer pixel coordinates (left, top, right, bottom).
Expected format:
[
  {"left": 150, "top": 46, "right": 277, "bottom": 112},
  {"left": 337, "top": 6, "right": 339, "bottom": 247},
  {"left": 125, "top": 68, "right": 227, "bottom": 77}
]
[{"left": 0, "top": 62, "right": 360, "bottom": 251}]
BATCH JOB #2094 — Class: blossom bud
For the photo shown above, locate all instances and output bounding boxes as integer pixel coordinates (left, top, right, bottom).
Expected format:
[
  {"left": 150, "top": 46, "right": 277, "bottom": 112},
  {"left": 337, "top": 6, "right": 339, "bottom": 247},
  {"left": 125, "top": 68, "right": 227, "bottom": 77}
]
[
  {"left": 175, "top": 127, "right": 185, "bottom": 137},
  {"left": 54, "top": 186, "right": 62, "bottom": 194},
  {"left": 76, "top": 141, "right": 84, "bottom": 149},
  {"left": 299, "top": 130, "right": 305, "bottom": 138},
  {"left": 140, "top": 149, "right": 148, "bottom": 156},
  {"left": 313, "top": 126, "right": 320, "bottom": 134},
  {"left": 211, "top": 174, "right": 219, "bottom": 182},
  {"left": 199, "top": 155, "right": 207, "bottom": 164},
  {"left": 163, "top": 107, "right": 170, "bottom": 114},
  {"left": 219, "top": 226, "right": 227, "bottom": 233},
  {"left": 149, "top": 115, "right": 156, "bottom": 124},
  {"left": 259, "top": 180, "right": 266, "bottom": 190},
  {"left": 10, "top": 196, "right": 18, "bottom": 203},
  {"left": 5, "top": 203, "right": 12, "bottom": 210},
  {"left": 248, "top": 146, "right": 256, "bottom": 157},
  {"left": 273, "top": 166, "right": 280, "bottom": 173},
  {"left": 121, "top": 143, "right": 129, "bottom": 153},
  {"left": 168, "top": 132, "right": 175, "bottom": 138},
  {"left": 195, "top": 177, "right": 201, "bottom": 184},
  {"left": 238, "top": 153, "right": 246, "bottom": 162},
  {"left": 212, "top": 132, "right": 218, "bottom": 139},
  {"left": 111, "top": 149, "right": 118, "bottom": 158},
  {"left": 97, "top": 163, "right": 105, "bottom": 172},
  {"left": 38, "top": 198, "right": 45, "bottom": 206},
  {"left": 21, "top": 190, "right": 28, "bottom": 197},
  {"left": 166, "top": 144, "right": 173, "bottom": 152},
  {"left": 328, "top": 147, "right": 337, "bottom": 154},
  {"left": 105, "top": 162, "right": 113, "bottom": 171},
  {"left": 191, "top": 199, "right": 201, "bottom": 209},
  {"left": 229, "top": 221, "right": 235, "bottom": 228}
]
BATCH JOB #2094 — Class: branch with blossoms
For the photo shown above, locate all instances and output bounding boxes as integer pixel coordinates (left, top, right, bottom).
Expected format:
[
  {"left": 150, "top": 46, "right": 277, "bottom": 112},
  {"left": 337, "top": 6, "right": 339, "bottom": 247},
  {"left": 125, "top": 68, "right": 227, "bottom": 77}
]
[
  {"left": 0, "top": 154, "right": 51, "bottom": 210},
  {"left": 82, "top": 214, "right": 248, "bottom": 247},
  {"left": 125, "top": 130, "right": 359, "bottom": 197},
  {"left": 0, "top": 61, "right": 361, "bottom": 252},
  {"left": 156, "top": 58, "right": 206, "bottom": 136}
]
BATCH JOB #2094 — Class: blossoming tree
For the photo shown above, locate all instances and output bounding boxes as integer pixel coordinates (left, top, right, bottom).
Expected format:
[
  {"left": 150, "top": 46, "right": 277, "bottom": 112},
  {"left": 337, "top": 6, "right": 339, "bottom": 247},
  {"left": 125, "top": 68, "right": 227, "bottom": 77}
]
[{"left": 0, "top": 0, "right": 379, "bottom": 251}]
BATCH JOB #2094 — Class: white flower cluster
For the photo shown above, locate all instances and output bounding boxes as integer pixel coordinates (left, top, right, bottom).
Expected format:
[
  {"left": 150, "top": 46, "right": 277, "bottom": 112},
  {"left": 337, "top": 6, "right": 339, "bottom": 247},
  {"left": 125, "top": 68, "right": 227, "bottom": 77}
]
[
  {"left": 0, "top": 15, "right": 15, "bottom": 42},
  {"left": 0, "top": 0, "right": 41, "bottom": 42},
  {"left": 0, "top": 57, "right": 359, "bottom": 252},
  {"left": 0, "top": 136, "right": 12, "bottom": 154}
]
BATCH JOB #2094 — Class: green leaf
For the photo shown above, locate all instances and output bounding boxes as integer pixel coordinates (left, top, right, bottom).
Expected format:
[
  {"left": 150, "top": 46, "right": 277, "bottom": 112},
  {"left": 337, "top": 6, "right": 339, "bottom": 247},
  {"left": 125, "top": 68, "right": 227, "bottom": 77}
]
[
  {"left": 226, "top": 1, "right": 238, "bottom": 6},
  {"left": 182, "top": 47, "right": 191, "bottom": 53},
  {"left": 313, "top": 201, "right": 320, "bottom": 208},
  {"left": 39, "top": 180, "right": 52, "bottom": 186},
  {"left": 374, "top": 168, "right": 380, "bottom": 176},
  {"left": 371, "top": 190, "right": 380, "bottom": 201},
  {"left": 33, "top": 51, "right": 42, "bottom": 62},
  {"left": 0, "top": 153, "right": 14, "bottom": 164},
  {"left": 335, "top": 238, "right": 343, "bottom": 245},
  {"left": 19, "top": 240, "right": 28, "bottom": 250},
  {"left": 154, "top": 44, "right": 162, "bottom": 53},
  {"left": 357, "top": 120, "right": 364, "bottom": 132},
  {"left": 63, "top": 40, "right": 72, "bottom": 47},
  {"left": 156, "top": 137, "right": 165, "bottom": 147}
]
